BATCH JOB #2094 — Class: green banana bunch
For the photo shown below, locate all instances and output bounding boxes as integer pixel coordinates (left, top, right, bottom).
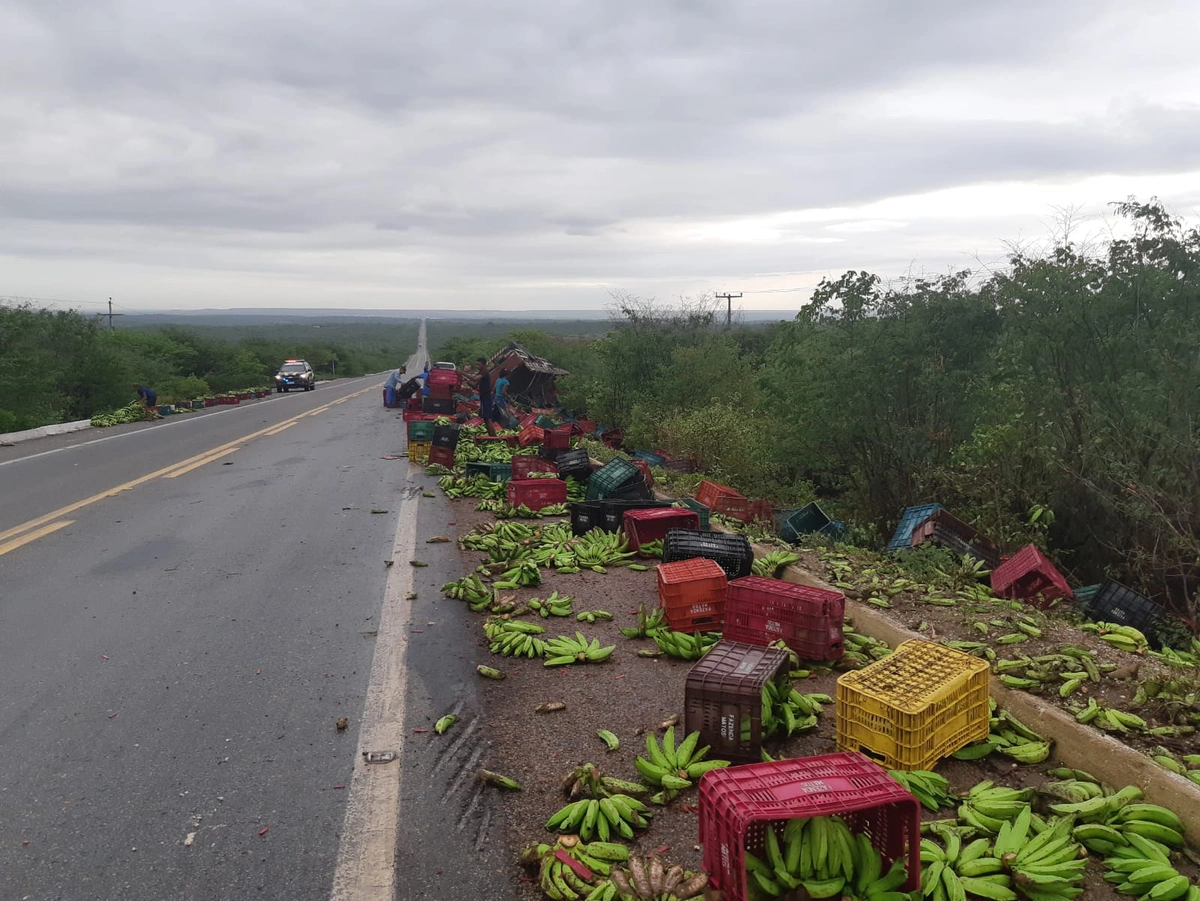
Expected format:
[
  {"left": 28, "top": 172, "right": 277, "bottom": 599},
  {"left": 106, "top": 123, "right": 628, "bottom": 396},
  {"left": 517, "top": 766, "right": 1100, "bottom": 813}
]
[
  {"left": 619, "top": 604, "right": 666, "bottom": 639},
  {"left": 958, "top": 781, "right": 1033, "bottom": 835},
  {"left": 981, "top": 707, "right": 1052, "bottom": 765},
  {"left": 1071, "top": 697, "right": 1148, "bottom": 733},
  {"left": 564, "top": 477, "right": 587, "bottom": 503},
  {"left": 637, "top": 539, "right": 664, "bottom": 559},
  {"left": 921, "top": 831, "right": 1015, "bottom": 901},
  {"left": 1107, "top": 799, "right": 1187, "bottom": 850},
  {"left": 572, "top": 530, "right": 637, "bottom": 572},
  {"left": 751, "top": 550, "right": 801, "bottom": 579},
  {"left": 633, "top": 727, "right": 729, "bottom": 796},
  {"left": 1081, "top": 621, "right": 1151, "bottom": 654},
  {"left": 604, "top": 851, "right": 711, "bottom": 901},
  {"left": 887, "top": 770, "right": 957, "bottom": 812},
  {"left": 745, "top": 813, "right": 910, "bottom": 901},
  {"left": 519, "top": 836, "right": 631, "bottom": 901},
  {"left": 441, "top": 574, "right": 496, "bottom": 611},
  {"left": 438, "top": 473, "right": 507, "bottom": 498},
  {"left": 494, "top": 558, "right": 542, "bottom": 589},
  {"left": 484, "top": 619, "right": 548, "bottom": 658},
  {"left": 544, "top": 793, "right": 651, "bottom": 842},
  {"left": 528, "top": 592, "right": 574, "bottom": 617},
  {"left": 996, "top": 811, "right": 1087, "bottom": 901},
  {"left": 91, "top": 400, "right": 152, "bottom": 427},
  {"left": 649, "top": 629, "right": 719, "bottom": 661},
  {"left": 1100, "top": 807, "right": 1194, "bottom": 901},
  {"left": 836, "top": 626, "right": 892, "bottom": 670},
  {"left": 543, "top": 632, "right": 616, "bottom": 666},
  {"left": 759, "top": 680, "right": 828, "bottom": 739},
  {"left": 560, "top": 763, "right": 647, "bottom": 801},
  {"left": 434, "top": 714, "right": 456, "bottom": 734},
  {"left": 577, "top": 610, "right": 614, "bottom": 625}
]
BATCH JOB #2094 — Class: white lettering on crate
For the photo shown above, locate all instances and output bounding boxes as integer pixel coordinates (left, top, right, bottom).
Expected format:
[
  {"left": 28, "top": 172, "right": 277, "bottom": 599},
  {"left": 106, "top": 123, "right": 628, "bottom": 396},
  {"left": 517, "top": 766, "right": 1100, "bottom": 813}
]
[
  {"left": 766, "top": 620, "right": 782, "bottom": 634},
  {"left": 800, "top": 780, "right": 831, "bottom": 794},
  {"left": 721, "top": 714, "right": 735, "bottom": 741}
]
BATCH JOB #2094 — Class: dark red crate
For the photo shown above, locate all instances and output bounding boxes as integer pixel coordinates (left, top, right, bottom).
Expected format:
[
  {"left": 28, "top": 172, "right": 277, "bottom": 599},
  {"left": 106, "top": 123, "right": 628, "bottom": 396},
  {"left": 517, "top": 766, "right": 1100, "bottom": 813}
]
[
  {"left": 909, "top": 509, "right": 1000, "bottom": 569},
  {"left": 576, "top": 419, "right": 597, "bottom": 435},
  {"left": 506, "top": 478, "right": 567, "bottom": 511},
  {"left": 625, "top": 508, "right": 701, "bottom": 555},
  {"left": 402, "top": 410, "right": 438, "bottom": 422},
  {"left": 632, "top": 459, "right": 655, "bottom": 489},
  {"left": 991, "top": 544, "right": 1073, "bottom": 608},
  {"left": 722, "top": 576, "right": 846, "bottom": 661},
  {"left": 699, "top": 753, "right": 921, "bottom": 901},
  {"left": 455, "top": 401, "right": 479, "bottom": 414},
  {"left": 685, "top": 640, "right": 790, "bottom": 761},
  {"left": 428, "top": 445, "right": 456, "bottom": 468},
  {"left": 518, "top": 413, "right": 538, "bottom": 430},
  {"left": 511, "top": 455, "right": 559, "bottom": 480},
  {"left": 518, "top": 425, "right": 545, "bottom": 448},
  {"left": 544, "top": 426, "right": 572, "bottom": 450},
  {"left": 462, "top": 416, "right": 484, "bottom": 427},
  {"left": 657, "top": 557, "right": 727, "bottom": 633},
  {"left": 695, "top": 479, "right": 745, "bottom": 511}
]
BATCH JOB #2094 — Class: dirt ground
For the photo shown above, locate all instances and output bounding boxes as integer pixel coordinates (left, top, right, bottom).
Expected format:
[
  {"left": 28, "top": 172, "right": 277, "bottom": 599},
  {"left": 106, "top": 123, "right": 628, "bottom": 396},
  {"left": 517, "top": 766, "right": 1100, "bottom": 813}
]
[{"left": 436, "top": 492, "right": 1198, "bottom": 901}]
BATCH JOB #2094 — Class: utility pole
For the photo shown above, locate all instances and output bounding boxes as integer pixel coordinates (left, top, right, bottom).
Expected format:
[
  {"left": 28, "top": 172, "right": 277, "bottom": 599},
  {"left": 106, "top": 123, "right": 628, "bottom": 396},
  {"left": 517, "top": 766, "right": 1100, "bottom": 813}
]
[
  {"left": 716, "top": 292, "right": 742, "bottom": 330},
  {"left": 107, "top": 298, "right": 124, "bottom": 331}
]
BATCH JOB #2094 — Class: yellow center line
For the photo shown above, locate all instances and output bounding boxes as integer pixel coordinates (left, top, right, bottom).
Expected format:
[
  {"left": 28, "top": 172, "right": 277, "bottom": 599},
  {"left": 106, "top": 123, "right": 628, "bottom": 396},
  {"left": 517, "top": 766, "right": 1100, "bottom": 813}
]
[
  {"left": 163, "top": 446, "right": 241, "bottom": 478},
  {"left": 0, "top": 520, "right": 74, "bottom": 557},
  {"left": 263, "top": 422, "right": 296, "bottom": 436},
  {"left": 0, "top": 383, "right": 378, "bottom": 545}
]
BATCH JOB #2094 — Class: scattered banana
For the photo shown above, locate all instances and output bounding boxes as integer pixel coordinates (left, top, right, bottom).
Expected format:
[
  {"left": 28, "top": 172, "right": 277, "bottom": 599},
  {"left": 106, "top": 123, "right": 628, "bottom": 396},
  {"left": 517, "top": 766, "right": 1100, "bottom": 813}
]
[
  {"left": 633, "top": 727, "right": 730, "bottom": 800},
  {"left": 543, "top": 632, "right": 616, "bottom": 666},
  {"left": 545, "top": 793, "right": 651, "bottom": 842}
]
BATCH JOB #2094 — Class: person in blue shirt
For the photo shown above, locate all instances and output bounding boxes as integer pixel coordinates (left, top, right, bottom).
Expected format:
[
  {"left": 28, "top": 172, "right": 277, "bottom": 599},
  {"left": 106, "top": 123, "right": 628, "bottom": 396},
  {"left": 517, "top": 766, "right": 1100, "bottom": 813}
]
[
  {"left": 383, "top": 366, "right": 406, "bottom": 407},
  {"left": 492, "top": 373, "right": 513, "bottom": 427},
  {"left": 135, "top": 384, "right": 157, "bottom": 417}
]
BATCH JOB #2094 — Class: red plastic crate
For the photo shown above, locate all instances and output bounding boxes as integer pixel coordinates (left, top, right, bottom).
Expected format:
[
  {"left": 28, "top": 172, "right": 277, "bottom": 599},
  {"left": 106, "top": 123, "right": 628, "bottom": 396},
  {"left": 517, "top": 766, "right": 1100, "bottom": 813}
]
[
  {"left": 518, "top": 413, "right": 538, "bottom": 430},
  {"left": 632, "top": 459, "right": 655, "bottom": 489},
  {"left": 657, "top": 557, "right": 727, "bottom": 633},
  {"left": 475, "top": 435, "right": 518, "bottom": 448},
  {"left": 699, "top": 753, "right": 921, "bottom": 901},
  {"left": 625, "top": 508, "right": 701, "bottom": 555},
  {"left": 462, "top": 416, "right": 484, "bottom": 427},
  {"left": 722, "top": 576, "right": 846, "bottom": 661},
  {"left": 518, "top": 425, "right": 545, "bottom": 448},
  {"left": 455, "top": 401, "right": 479, "bottom": 414},
  {"left": 402, "top": 410, "right": 438, "bottom": 422},
  {"left": 405, "top": 397, "right": 423, "bottom": 411},
  {"left": 511, "top": 454, "right": 558, "bottom": 480},
  {"left": 577, "top": 419, "right": 596, "bottom": 435},
  {"left": 696, "top": 479, "right": 745, "bottom": 511},
  {"left": 991, "top": 544, "right": 1073, "bottom": 609},
  {"left": 544, "top": 426, "right": 572, "bottom": 450},
  {"left": 428, "top": 445, "right": 456, "bottom": 468},
  {"left": 506, "top": 478, "right": 568, "bottom": 511}
]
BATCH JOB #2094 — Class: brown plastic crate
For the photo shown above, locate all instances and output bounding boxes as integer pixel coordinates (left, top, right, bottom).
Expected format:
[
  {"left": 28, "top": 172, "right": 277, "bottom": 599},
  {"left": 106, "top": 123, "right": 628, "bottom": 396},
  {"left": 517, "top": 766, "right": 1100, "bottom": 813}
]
[
  {"left": 685, "top": 640, "right": 791, "bottom": 762},
  {"left": 657, "top": 557, "right": 727, "bottom": 632}
]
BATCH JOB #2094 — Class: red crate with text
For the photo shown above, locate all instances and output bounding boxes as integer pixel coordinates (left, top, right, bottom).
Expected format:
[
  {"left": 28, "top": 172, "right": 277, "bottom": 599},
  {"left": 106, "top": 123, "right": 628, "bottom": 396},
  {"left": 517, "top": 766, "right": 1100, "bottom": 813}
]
[
  {"left": 722, "top": 576, "right": 846, "bottom": 661},
  {"left": 506, "top": 478, "right": 568, "bottom": 511},
  {"left": 511, "top": 455, "right": 558, "bottom": 480},
  {"left": 624, "top": 507, "right": 700, "bottom": 556},
  {"left": 427, "top": 445, "right": 456, "bottom": 468},
  {"left": 657, "top": 557, "right": 727, "bottom": 633}
]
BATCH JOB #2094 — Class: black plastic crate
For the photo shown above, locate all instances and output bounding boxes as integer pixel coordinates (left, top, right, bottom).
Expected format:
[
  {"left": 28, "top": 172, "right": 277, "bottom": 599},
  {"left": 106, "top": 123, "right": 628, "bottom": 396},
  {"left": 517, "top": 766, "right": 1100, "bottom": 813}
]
[
  {"left": 556, "top": 448, "right": 593, "bottom": 480},
  {"left": 432, "top": 424, "right": 460, "bottom": 449},
  {"left": 601, "top": 499, "right": 674, "bottom": 533},
  {"left": 1085, "top": 581, "right": 1163, "bottom": 633},
  {"left": 662, "top": 529, "right": 754, "bottom": 580},
  {"left": 570, "top": 502, "right": 605, "bottom": 536},
  {"left": 422, "top": 396, "right": 455, "bottom": 415},
  {"left": 603, "top": 476, "right": 652, "bottom": 503}
]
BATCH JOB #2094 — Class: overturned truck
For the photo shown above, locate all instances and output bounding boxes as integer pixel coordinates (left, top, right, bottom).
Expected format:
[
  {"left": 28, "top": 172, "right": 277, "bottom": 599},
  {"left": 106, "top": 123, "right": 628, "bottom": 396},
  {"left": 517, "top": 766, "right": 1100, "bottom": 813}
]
[{"left": 487, "top": 343, "right": 569, "bottom": 407}]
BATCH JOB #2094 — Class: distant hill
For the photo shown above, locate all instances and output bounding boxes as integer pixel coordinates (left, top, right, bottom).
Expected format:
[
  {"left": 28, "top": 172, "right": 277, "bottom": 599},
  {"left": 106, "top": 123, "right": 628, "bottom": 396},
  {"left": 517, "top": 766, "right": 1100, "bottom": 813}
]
[{"left": 123, "top": 308, "right": 791, "bottom": 325}]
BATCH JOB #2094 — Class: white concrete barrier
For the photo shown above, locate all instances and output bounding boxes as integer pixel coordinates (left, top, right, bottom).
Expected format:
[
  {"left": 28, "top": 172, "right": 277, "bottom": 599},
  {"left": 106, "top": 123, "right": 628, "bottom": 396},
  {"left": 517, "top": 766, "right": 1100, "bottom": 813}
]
[{"left": 0, "top": 419, "right": 92, "bottom": 445}]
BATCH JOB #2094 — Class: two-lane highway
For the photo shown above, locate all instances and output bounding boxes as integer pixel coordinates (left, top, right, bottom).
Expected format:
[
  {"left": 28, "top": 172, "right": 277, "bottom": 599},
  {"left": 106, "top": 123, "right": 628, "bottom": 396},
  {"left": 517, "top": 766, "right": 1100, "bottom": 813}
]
[{"left": 0, "top": 326, "right": 516, "bottom": 901}]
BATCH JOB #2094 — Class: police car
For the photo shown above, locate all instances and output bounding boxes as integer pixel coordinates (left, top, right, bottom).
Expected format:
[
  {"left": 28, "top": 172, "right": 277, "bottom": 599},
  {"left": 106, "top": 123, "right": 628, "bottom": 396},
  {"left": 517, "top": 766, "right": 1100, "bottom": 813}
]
[{"left": 275, "top": 359, "right": 315, "bottom": 392}]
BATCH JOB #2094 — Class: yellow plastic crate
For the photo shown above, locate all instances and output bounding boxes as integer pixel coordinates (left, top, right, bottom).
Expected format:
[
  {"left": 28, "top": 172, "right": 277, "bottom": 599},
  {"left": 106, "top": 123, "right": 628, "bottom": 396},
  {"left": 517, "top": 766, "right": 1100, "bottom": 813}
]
[
  {"left": 835, "top": 639, "right": 990, "bottom": 771},
  {"left": 408, "top": 441, "right": 431, "bottom": 464}
]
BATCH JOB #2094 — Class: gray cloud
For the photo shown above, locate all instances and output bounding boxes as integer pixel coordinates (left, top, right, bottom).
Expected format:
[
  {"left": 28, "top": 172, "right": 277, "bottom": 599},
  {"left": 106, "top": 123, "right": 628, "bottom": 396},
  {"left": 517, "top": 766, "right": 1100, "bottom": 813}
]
[{"left": 2, "top": 0, "right": 1199, "bottom": 310}]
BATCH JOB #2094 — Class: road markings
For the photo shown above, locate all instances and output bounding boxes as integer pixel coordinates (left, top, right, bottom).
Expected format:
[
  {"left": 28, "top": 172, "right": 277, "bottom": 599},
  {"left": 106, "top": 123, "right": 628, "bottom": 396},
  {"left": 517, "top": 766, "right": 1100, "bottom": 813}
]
[
  {"left": 0, "top": 383, "right": 384, "bottom": 548},
  {"left": 0, "top": 520, "right": 74, "bottom": 557},
  {"left": 263, "top": 422, "right": 297, "bottom": 437},
  {"left": 329, "top": 481, "right": 419, "bottom": 901},
  {"left": 163, "top": 446, "right": 241, "bottom": 478}
]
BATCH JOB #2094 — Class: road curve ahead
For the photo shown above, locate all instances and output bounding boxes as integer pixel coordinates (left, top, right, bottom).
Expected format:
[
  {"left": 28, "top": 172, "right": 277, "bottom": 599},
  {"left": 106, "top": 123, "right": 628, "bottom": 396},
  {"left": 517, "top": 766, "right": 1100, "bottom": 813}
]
[{"left": 0, "top": 323, "right": 515, "bottom": 901}]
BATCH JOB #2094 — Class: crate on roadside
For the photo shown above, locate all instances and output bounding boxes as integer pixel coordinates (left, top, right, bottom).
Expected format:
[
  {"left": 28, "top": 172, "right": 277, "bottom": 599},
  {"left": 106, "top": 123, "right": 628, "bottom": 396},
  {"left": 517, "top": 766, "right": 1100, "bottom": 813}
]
[
  {"left": 518, "top": 425, "right": 544, "bottom": 448},
  {"left": 662, "top": 529, "right": 754, "bottom": 580},
  {"left": 722, "top": 576, "right": 846, "bottom": 661},
  {"left": 408, "top": 441, "right": 431, "bottom": 464},
  {"left": 511, "top": 455, "right": 558, "bottom": 480},
  {"left": 576, "top": 418, "right": 597, "bottom": 435},
  {"left": 507, "top": 478, "right": 567, "bottom": 511},
  {"left": 544, "top": 426, "right": 572, "bottom": 451},
  {"left": 585, "top": 458, "right": 643, "bottom": 501},
  {"left": 909, "top": 509, "right": 1000, "bottom": 568},
  {"left": 664, "top": 458, "right": 699, "bottom": 474},
  {"left": 624, "top": 507, "right": 701, "bottom": 555},
  {"left": 886, "top": 503, "right": 944, "bottom": 551},
  {"left": 695, "top": 479, "right": 746, "bottom": 511},
  {"left": 556, "top": 448, "right": 593, "bottom": 481},
  {"left": 631, "top": 459, "right": 655, "bottom": 490},
  {"left": 570, "top": 502, "right": 605, "bottom": 536},
  {"left": 603, "top": 476, "right": 652, "bottom": 503},
  {"left": 684, "top": 640, "right": 789, "bottom": 761},
  {"left": 422, "top": 396, "right": 455, "bottom": 415},
  {"left": 699, "top": 752, "right": 922, "bottom": 901},
  {"left": 431, "top": 424, "right": 460, "bottom": 449},
  {"left": 428, "top": 445, "right": 456, "bottom": 468},
  {"left": 600, "top": 499, "right": 672, "bottom": 533},
  {"left": 1083, "top": 581, "right": 1163, "bottom": 633},
  {"left": 777, "top": 502, "right": 833, "bottom": 543},
  {"left": 658, "top": 557, "right": 728, "bottom": 633},
  {"left": 674, "top": 498, "right": 711, "bottom": 530},
  {"left": 836, "top": 639, "right": 990, "bottom": 771},
  {"left": 990, "top": 544, "right": 1073, "bottom": 608},
  {"left": 464, "top": 461, "right": 512, "bottom": 482},
  {"left": 633, "top": 450, "right": 667, "bottom": 468}
]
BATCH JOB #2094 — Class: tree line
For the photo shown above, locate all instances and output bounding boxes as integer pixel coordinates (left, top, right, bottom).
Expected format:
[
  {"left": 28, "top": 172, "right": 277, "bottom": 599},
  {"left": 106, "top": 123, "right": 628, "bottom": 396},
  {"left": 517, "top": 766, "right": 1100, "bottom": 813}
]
[
  {"left": 435, "top": 200, "right": 1200, "bottom": 624},
  {"left": 0, "top": 311, "right": 408, "bottom": 432}
]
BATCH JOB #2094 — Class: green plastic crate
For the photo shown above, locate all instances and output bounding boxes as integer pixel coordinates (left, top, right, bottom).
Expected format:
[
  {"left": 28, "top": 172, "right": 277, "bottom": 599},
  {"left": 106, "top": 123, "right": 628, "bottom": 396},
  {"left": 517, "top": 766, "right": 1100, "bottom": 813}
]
[
  {"left": 676, "top": 498, "right": 711, "bottom": 530},
  {"left": 535, "top": 414, "right": 558, "bottom": 430},
  {"left": 779, "top": 502, "right": 832, "bottom": 543},
  {"left": 407, "top": 420, "right": 436, "bottom": 442},
  {"left": 465, "top": 462, "right": 512, "bottom": 482},
  {"left": 586, "top": 458, "right": 642, "bottom": 501}
]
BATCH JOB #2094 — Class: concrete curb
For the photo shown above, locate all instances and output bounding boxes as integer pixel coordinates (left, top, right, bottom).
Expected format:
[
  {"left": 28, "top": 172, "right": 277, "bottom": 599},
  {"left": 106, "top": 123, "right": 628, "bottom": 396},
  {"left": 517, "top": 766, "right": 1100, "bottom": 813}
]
[{"left": 0, "top": 419, "right": 92, "bottom": 445}]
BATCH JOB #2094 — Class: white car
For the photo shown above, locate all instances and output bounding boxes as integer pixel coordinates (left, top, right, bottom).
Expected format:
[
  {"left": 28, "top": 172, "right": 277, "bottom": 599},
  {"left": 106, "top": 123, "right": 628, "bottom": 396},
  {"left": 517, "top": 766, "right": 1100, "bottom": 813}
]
[{"left": 431, "top": 361, "right": 456, "bottom": 370}]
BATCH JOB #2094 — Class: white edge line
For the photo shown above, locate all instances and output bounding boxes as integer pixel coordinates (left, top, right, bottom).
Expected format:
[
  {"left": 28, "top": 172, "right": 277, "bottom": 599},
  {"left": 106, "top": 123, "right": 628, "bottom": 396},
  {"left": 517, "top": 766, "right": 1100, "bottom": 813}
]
[
  {"left": 328, "top": 478, "right": 418, "bottom": 900},
  {"left": 0, "top": 376, "right": 382, "bottom": 470}
]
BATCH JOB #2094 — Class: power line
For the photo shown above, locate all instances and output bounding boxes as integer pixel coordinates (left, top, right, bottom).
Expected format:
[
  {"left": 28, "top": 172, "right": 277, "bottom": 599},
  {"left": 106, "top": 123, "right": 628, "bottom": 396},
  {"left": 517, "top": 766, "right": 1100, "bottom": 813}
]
[{"left": 715, "top": 292, "right": 742, "bottom": 329}]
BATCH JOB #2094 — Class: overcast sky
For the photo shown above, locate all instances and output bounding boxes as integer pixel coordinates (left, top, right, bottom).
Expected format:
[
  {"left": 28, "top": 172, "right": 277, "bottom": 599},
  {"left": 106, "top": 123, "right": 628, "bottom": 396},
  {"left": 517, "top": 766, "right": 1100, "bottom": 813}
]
[{"left": 3, "top": 0, "right": 1200, "bottom": 314}]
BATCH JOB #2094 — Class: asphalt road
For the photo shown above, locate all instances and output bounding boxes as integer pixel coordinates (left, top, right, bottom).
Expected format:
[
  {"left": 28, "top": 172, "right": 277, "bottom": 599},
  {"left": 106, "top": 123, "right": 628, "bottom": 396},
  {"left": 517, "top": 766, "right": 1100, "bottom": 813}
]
[{"left": 0, "top": 327, "right": 515, "bottom": 901}]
